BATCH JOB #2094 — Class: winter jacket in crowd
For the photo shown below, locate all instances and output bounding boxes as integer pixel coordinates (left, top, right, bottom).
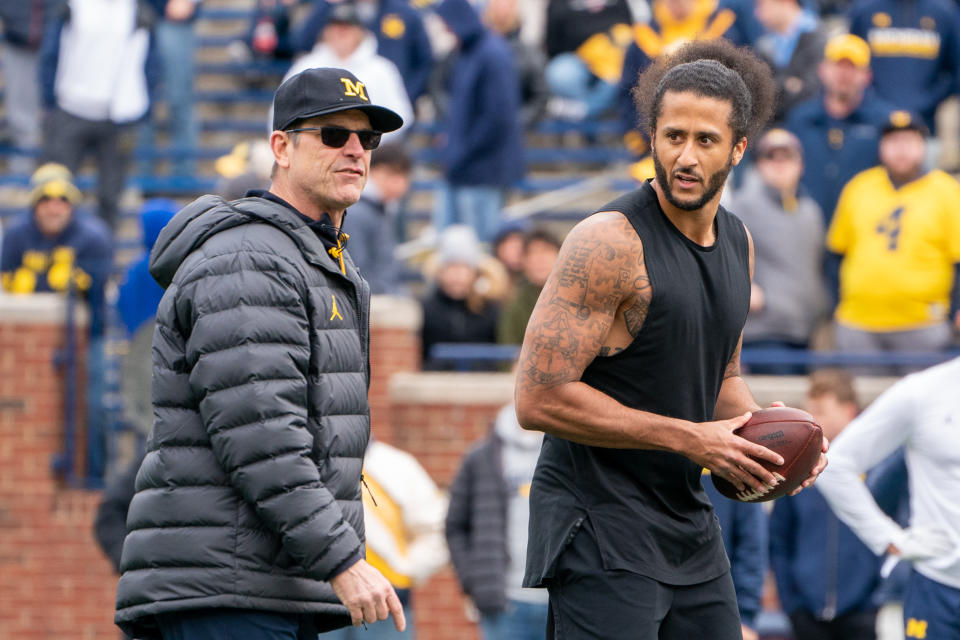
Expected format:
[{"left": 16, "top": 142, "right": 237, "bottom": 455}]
[
  {"left": 446, "top": 406, "right": 544, "bottom": 615},
  {"left": 420, "top": 287, "right": 499, "bottom": 371},
  {"left": 434, "top": 0, "right": 524, "bottom": 188},
  {"left": 294, "top": 0, "right": 433, "bottom": 102},
  {"left": 849, "top": 0, "right": 960, "bottom": 132},
  {"left": 114, "top": 193, "right": 372, "bottom": 638}
]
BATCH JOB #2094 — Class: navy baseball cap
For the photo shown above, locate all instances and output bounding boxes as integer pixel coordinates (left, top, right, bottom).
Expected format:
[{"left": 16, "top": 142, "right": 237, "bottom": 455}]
[
  {"left": 272, "top": 67, "right": 404, "bottom": 133},
  {"left": 881, "top": 110, "right": 930, "bottom": 138}
]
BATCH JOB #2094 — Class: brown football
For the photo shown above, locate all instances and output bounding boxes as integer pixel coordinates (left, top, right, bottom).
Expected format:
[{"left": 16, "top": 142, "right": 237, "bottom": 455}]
[{"left": 711, "top": 407, "right": 823, "bottom": 503}]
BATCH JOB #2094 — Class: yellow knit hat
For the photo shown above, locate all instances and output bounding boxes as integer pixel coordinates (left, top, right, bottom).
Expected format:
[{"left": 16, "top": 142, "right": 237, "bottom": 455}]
[{"left": 28, "top": 163, "right": 82, "bottom": 209}]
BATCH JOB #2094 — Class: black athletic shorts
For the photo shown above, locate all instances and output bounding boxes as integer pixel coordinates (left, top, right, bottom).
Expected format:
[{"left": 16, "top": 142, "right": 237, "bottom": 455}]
[{"left": 545, "top": 519, "right": 742, "bottom": 640}]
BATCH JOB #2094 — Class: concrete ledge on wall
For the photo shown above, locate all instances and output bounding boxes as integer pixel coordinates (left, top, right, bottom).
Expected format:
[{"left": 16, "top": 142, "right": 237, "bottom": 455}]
[
  {"left": 387, "top": 372, "right": 900, "bottom": 411},
  {"left": 745, "top": 375, "right": 899, "bottom": 408},
  {"left": 370, "top": 295, "right": 422, "bottom": 331},
  {"left": 389, "top": 371, "right": 514, "bottom": 406},
  {"left": 0, "top": 292, "right": 88, "bottom": 326}
]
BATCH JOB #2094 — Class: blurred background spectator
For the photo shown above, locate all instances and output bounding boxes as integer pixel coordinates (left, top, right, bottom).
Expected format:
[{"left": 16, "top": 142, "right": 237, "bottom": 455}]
[
  {"left": 346, "top": 143, "right": 411, "bottom": 295},
  {"left": 752, "top": 0, "right": 825, "bottom": 124},
  {"left": 39, "top": 0, "right": 158, "bottom": 229},
  {"left": 213, "top": 139, "right": 274, "bottom": 199},
  {"left": 483, "top": 0, "right": 549, "bottom": 128},
  {"left": 446, "top": 400, "right": 549, "bottom": 640},
  {"left": 138, "top": 0, "right": 201, "bottom": 178},
  {"left": 827, "top": 111, "right": 960, "bottom": 372},
  {"left": 420, "top": 225, "right": 502, "bottom": 371},
  {"left": 281, "top": 0, "right": 413, "bottom": 141},
  {"left": 491, "top": 218, "right": 531, "bottom": 292},
  {"left": 294, "top": 0, "right": 433, "bottom": 104},
  {"left": 1, "top": 163, "right": 113, "bottom": 480},
  {"left": 847, "top": 0, "right": 960, "bottom": 148},
  {"left": 497, "top": 228, "right": 561, "bottom": 347},
  {"left": 731, "top": 129, "right": 827, "bottom": 374},
  {"left": 545, "top": 0, "right": 632, "bottom": 121},
  {"left": 770, "top": 369, "right": 885, "bottom": 640},
  {"left": 0, "top": 0, "right": 60, "bottom": 174},
  {"left": 785, "top": 34, "right": 894, "bottom": 225},
  {"left": 328, "top": 438, "right": 449, "bottom": 639},
  {"left": 116, "top": 198, "right": 178, "bottom": 338},
  {"left": 432, "top": 0, "right": 523, "bottom": 243}
]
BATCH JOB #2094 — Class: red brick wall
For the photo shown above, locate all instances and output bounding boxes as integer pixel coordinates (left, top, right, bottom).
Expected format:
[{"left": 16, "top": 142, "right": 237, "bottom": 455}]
[{"left": 0, "top": 299, "right": 117, "bottom": 640}]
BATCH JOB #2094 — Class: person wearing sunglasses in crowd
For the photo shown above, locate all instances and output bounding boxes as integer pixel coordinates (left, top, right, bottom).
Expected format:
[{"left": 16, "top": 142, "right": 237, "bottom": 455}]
[{"left": 113, "top": 67, "right": 407, "bottom": 640}]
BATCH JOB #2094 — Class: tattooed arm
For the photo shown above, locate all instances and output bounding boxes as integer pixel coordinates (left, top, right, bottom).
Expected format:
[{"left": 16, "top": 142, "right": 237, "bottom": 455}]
[{"left": 514, "top": 213, "right": 784, "bottom": 492}]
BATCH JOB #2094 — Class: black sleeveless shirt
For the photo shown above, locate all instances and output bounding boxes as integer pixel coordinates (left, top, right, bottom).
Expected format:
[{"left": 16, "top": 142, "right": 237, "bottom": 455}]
[{"left": 524, "top": 181, "right": 751, "bottom": 587}]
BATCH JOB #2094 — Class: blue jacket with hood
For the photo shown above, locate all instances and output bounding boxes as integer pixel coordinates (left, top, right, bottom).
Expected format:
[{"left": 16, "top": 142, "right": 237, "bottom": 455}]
[
  {"left": 434, "top": 0, "right": 524, "bottom": 188},
  {"left": 116, "top": 199, "right": 178, "bottom": 336}
]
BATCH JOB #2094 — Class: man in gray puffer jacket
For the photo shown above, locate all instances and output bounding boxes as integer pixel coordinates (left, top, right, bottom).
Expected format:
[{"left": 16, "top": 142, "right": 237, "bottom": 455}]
[{"left": 114, "top": 67, "right": 406, "bottom": 639}]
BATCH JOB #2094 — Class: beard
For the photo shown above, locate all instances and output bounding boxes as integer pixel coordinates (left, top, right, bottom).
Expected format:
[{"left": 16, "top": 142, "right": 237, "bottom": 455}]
[{"left": 652, "top": 147, "right": 734, "bottom": 211}]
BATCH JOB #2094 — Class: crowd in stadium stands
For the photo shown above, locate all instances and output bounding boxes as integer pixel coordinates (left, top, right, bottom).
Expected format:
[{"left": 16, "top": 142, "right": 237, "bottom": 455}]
[{"left": 2, "top": 0, "right": 960, "bottom": 637}]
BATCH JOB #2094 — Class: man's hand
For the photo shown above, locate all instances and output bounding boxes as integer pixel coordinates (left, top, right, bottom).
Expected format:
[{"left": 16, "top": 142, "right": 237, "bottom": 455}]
[
  {"left": 788, "top": 434, "right": 829, "bottom": 496},
  {"left": 330, "top": 559, "right": 407, "bottom": 631},
  {"left": 688, "top": 412, "right": 785, "bottom": 495},
  {"left": 888, "top": 526, "right": 955, "bottom": 562},
  {"left": 741, "top": 624, "right": 759, "bottom": 640}
]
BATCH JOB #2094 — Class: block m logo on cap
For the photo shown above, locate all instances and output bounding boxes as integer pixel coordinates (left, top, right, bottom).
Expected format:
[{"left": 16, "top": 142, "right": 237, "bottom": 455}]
[{"left": 340, "top": 78, "right": 369, "bottom": 102}]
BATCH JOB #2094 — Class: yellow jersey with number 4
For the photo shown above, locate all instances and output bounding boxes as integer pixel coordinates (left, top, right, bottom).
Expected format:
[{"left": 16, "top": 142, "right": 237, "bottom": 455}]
[{"left": 828, "top": 167, "right": 960, "bottom": 331}]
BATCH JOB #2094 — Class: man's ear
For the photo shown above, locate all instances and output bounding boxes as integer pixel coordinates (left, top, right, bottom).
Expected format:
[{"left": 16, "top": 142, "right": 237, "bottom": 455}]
[
  {"left": 270, "top": 130, "right": 292, "bottom": 171},
  {"left": 732, "top": 137, "right": 748, "bottom": 166}
]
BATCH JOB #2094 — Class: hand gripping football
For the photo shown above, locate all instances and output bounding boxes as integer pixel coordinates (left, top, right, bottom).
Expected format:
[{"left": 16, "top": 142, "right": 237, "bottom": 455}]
[{"left": 711, "top": 407, "right": 823, "bottom": 503}]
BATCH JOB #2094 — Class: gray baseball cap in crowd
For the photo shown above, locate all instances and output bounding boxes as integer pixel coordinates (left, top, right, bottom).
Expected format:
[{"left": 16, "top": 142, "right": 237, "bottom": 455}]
[{"left": 272, "top": 67, "right": 404, "bottom": 133}]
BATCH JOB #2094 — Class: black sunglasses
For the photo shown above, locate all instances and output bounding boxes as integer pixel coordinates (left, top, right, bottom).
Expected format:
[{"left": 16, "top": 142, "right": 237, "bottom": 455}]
[{"left": 284, "top": 126, "right": 382, "bottom": 150}]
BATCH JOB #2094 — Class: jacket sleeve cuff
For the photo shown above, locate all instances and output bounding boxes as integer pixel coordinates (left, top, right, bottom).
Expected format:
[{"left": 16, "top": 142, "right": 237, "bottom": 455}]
[{"left": 329, "top": 550, "right": 363, "bottom": 580}]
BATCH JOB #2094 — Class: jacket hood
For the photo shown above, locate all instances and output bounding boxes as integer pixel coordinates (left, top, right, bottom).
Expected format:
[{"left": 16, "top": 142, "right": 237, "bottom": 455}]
[
  {"left": 494, "top": 403, "right": 543, "bottom": 450},
  {"left": 140, "top": 198, "right": 179, "bottom": 250},
  {"left": 149, "top": 194, "right": 335, "bottom": 289},
  {"left": 435, "top": 0, "right": 484, "bottom": 45}
]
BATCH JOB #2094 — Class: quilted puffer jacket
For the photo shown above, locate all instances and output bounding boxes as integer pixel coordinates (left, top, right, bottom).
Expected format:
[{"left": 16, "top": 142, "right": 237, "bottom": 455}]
[{"left": 115, "top": 194, "right": 371, "bottom": 638}]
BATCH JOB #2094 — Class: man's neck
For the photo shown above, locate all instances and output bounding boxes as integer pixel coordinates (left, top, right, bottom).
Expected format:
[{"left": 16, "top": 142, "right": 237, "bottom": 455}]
[
  {"left": 269, "top": 182, "right": 345, "bottom": 228},
  {"left": 651, "top": 179, "right": 720, "bottom": 246},
  {"left": 824, "top": 91, "right": 861, "bottom": 119},
  {"left": 886, "top": 167, "right": 923, "bottom": 189}
]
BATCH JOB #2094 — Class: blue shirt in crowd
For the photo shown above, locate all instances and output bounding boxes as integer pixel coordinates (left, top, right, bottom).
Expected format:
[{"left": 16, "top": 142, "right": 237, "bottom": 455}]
[{"left": 848, "top": 0, "right": 960, "bottom": 132}]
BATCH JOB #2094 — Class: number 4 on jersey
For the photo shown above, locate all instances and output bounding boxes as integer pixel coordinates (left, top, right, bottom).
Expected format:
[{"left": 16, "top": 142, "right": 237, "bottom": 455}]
[{"left": 876, "top": 206, "right": 904, "bottom": 250}]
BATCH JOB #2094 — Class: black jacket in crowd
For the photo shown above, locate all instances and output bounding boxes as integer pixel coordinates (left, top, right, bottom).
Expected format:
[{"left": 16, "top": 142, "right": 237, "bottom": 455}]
[
  {"left": 420, "top": 288, "right": 498, "bottom": 371},
  {"left": 445, "top": 433, "right": 511, "bottom": 615},
  {"left": 114, "top": 194, "right": 372, "bottom": 638}
]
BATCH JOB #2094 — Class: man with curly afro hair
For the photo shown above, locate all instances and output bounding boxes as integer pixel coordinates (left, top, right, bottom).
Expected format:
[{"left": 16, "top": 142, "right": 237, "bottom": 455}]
[{"left": 515, "top": 39, "right": 829, "bottom": 639}]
